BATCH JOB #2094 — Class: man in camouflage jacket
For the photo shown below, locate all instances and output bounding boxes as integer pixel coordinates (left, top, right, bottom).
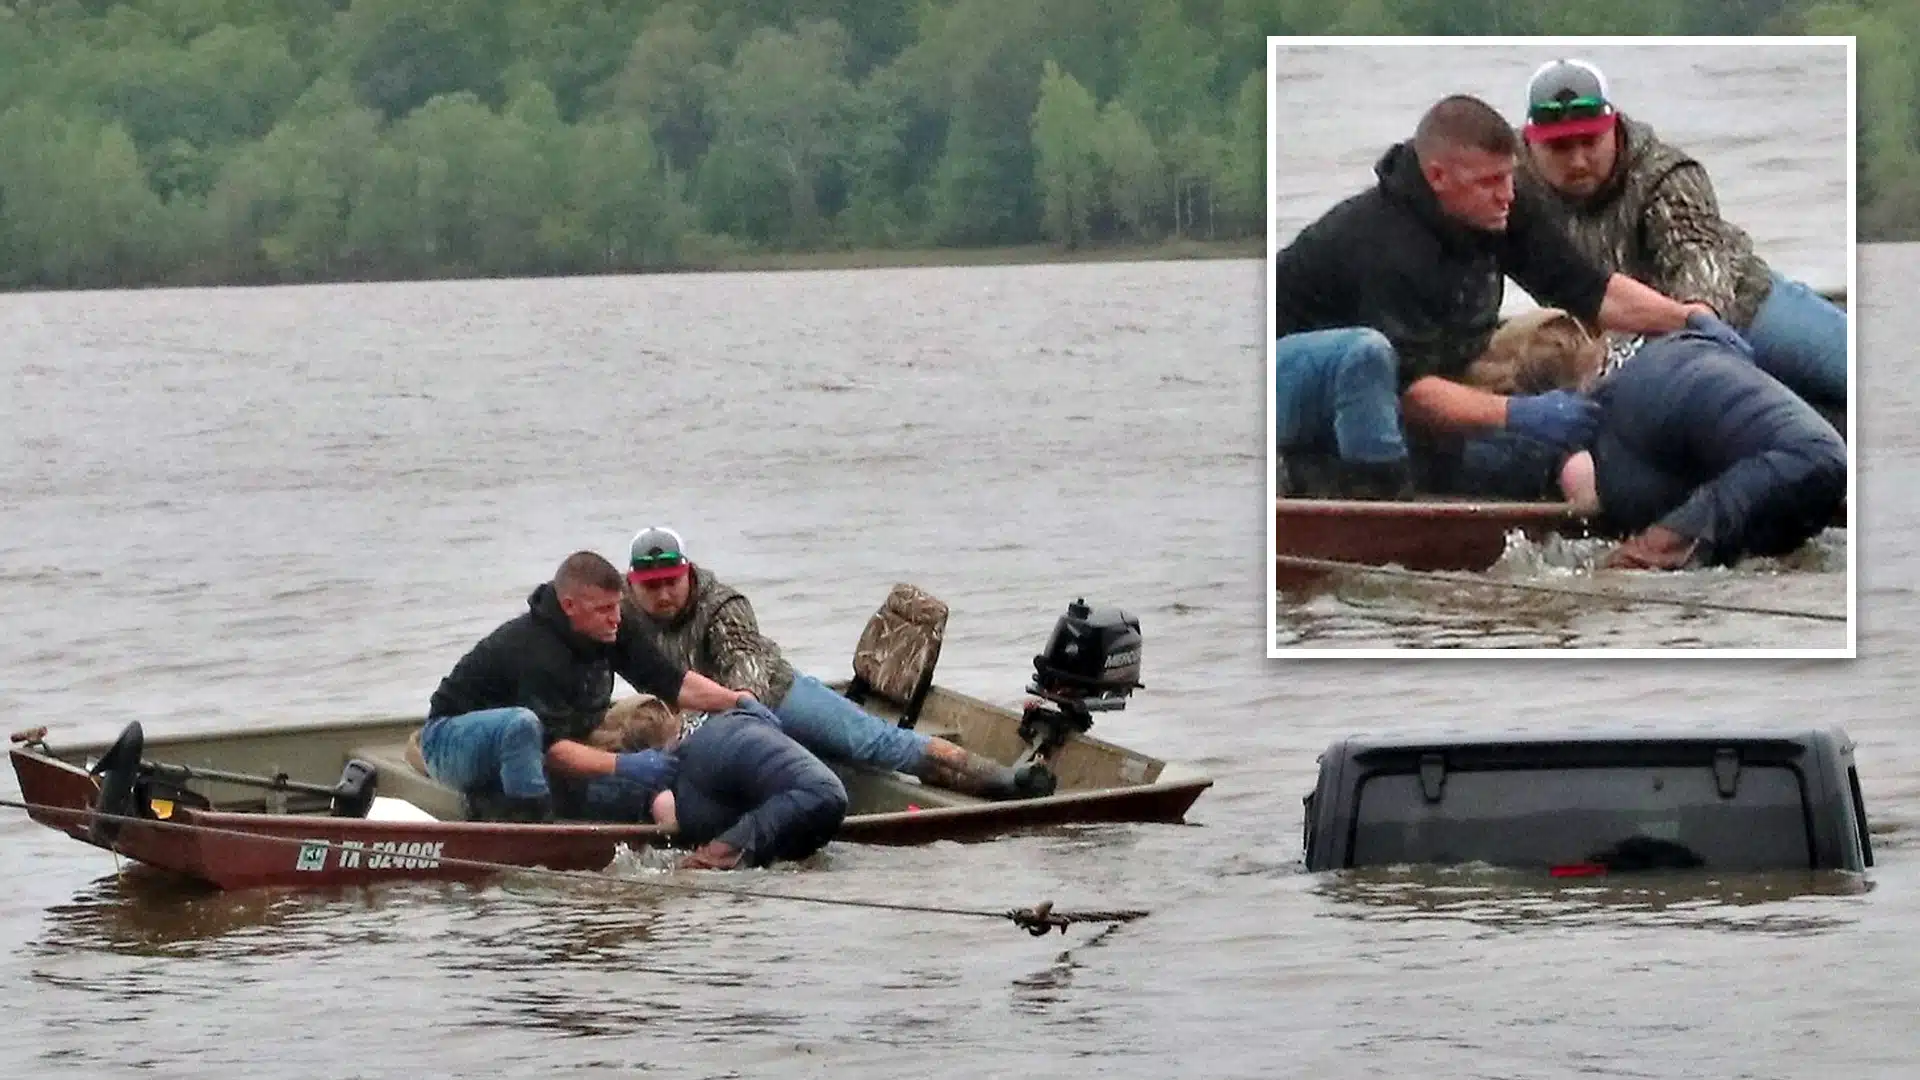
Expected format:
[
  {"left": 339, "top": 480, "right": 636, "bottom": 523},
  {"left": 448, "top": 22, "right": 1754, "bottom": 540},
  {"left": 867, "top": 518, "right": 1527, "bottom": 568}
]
[
  {"left": 1517, "top": 58, "right": 1847, "bottom": 419},
  {"left": 616, "top": 526, "right": 1054, "bottom": 801}
]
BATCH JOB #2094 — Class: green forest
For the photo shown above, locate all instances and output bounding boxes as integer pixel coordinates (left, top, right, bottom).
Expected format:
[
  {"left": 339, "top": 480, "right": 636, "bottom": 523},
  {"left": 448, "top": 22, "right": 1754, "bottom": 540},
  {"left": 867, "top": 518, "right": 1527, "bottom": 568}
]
[{"left": 0, "top": 0, "right": 1910, "bottom": 290}]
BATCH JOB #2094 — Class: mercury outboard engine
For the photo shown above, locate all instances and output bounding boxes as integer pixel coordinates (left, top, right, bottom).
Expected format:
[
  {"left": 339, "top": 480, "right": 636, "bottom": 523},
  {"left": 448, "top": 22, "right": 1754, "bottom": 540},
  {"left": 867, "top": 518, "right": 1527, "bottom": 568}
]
[{"left": 1016, "top": 599, "right": 1144, "bottom": 765}]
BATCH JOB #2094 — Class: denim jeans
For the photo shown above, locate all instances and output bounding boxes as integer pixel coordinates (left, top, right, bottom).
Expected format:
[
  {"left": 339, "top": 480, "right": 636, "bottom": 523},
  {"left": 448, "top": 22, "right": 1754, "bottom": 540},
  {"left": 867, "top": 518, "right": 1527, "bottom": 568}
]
[
  {"left": 1744, "top": 272, "right": 1847, "bottom": 412},
  {"left": 670, "top": 711, "right": 850, "bottom": 866},
  {"left": 773, "top": 673, "right": 931, "bottom": 774},
  {"left": 1590, "top": 319, "right": 1846, "bottom": 564},
  {"left": 419, "top": 707, "right": 549, "bottom": 800},
  {"left": 1428, "top": 431, "right": 1567, "bottom": 501},
  {"left": 1273, "top": 328, "right": 1408, "bottom": 463}
]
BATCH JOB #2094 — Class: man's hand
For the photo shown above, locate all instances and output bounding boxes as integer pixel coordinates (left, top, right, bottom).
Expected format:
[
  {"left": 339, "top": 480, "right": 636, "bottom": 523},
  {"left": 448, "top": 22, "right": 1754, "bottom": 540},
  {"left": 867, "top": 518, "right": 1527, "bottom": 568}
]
[
  {"left": 649, "top": 789, "right": 678, "bottom": 832},
  {"left": 1681, "top": 301, "right": 1720, "bottom": 321},
  {"left": 1603, "top": 525, "right": 1699, "bottom": 570},
  {"left": 1681, "top": 308, "right": 1756, "bottom": 361}
]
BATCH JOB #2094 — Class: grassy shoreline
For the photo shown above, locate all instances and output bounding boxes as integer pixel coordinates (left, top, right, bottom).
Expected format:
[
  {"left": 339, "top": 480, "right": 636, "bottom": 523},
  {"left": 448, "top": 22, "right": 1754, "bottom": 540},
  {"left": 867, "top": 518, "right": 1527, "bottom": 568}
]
[
  {"left": 685, "top": 237, "right": 1264, "bottom": 273},
  {"left": 0, "top": 238, "right": 1267, "bottom": 294}
]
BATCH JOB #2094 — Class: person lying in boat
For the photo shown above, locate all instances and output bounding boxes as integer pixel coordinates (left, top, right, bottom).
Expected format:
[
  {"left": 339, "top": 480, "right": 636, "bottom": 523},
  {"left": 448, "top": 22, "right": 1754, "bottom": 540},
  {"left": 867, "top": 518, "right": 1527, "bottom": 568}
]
[
  {"left": 420, "top": 550, "right": 754, "bottom": 822},
  {"left": 1271, "top": 92, "right": 1713, "bottom": 501},
  {"left": 1516, "top": 57, "right": 1846, "bottom": 420},
  {"left": 562, "top": 694, "right": 849, "bottom": 871},
  {"left": 1458, "top": 308, "right": 1845, "bottom": 569},
  {"left": 619, "top": 526, "right": 1055, "bottom": 800}
]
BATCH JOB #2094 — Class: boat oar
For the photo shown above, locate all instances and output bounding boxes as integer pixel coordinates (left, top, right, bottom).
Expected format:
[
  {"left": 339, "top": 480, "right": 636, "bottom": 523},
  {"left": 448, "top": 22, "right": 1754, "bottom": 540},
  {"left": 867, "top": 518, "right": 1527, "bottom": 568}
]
[
  {"left": 81, "top": 721, "right": 380, "bottom": 820},
  {"left": 139, "top": 760, "right": 344, "bottom": 801}
]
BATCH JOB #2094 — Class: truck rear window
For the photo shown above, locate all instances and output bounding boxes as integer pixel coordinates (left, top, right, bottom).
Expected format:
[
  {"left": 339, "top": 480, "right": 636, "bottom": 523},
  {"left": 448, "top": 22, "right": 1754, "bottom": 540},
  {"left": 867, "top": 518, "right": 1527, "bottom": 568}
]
[{"left": 1351, "top": 764, "right": 1812, "bottom": 871}]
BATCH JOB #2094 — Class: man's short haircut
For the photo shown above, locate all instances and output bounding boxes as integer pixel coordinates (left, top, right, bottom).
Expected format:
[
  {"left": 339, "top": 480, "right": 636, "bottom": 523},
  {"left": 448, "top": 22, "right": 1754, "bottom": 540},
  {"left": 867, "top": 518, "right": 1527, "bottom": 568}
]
[
  {"left": 1413, "top": 95, "right": 1519, "bottom": 161},
  {"left": 554, "top": 550, "right": 624, "bottom": 596}
]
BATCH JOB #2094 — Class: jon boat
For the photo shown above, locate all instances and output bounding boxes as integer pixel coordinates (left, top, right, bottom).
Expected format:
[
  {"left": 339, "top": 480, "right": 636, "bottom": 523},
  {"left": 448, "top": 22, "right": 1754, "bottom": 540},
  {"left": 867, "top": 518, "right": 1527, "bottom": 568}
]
[
  {"left": 1276, "top": 291, "right": 1851, "bottom": 592},
  {"left": 8, "top": 586, "right": 1210, "bottom": 891}
]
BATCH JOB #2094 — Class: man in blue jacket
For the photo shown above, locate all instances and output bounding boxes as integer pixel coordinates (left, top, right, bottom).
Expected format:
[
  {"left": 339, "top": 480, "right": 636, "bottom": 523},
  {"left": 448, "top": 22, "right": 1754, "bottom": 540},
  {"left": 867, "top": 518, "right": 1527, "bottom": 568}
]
[
  {"left": 1273, "top": 93, "right": 1718, "bottom": 499},
  {"left": 1581, "top": 315, "right": 1846, "bottom": 569},
  {"left": 570, "top": 697, "right": 851, "bottom": 871},
  {"left": 1466, "top": 311, "right": 1846, "bottom": 568}
]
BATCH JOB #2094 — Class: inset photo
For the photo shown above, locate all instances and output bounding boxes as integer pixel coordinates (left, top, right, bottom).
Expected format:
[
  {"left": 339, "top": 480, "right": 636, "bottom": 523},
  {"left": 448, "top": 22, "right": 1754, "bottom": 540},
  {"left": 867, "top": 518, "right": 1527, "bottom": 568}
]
[{"left": 1265, "top": 36, "right": 1854, "bottom": 656}]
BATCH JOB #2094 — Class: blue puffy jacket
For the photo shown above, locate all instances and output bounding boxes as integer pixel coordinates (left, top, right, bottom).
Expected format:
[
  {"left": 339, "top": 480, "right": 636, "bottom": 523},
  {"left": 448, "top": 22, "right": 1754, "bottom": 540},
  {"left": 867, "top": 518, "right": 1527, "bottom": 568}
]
[
  {"left": 669, "top": 705, "right": 849, "bottom": 867},
  {"left": 1589, "top": 314, "right": 1845, "bottom": 565}
]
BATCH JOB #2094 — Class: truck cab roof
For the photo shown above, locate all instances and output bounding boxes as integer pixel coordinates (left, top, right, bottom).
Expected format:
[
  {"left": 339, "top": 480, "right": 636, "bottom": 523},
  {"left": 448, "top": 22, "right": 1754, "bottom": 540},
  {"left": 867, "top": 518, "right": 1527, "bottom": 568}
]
[{"left": 1301, "top": 726, "right": 1870, "bottom": 875}]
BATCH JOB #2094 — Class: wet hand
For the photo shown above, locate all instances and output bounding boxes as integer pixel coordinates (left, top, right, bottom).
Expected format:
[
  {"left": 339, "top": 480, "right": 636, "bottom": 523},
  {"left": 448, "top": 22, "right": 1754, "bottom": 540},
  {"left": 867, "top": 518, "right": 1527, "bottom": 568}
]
[
  {"left": 1505, "top": 389, "right": 1601, "bottom": 451},
  {"left": 1602, "top": 525, "right": 1699, "bottom": 570}
]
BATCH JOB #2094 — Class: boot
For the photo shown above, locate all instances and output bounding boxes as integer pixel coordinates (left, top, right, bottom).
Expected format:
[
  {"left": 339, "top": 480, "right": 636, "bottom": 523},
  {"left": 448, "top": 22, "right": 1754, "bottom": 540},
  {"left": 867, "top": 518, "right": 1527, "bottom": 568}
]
[
  {"left": 466, "top": 790, "right": 555, "bottom": 823},
  {"left": 1278, "top": 450, "right": 1341, "bottom": 497},
  {"left": 678, "top": 840, "right": 743, "bottom": 870},
  {"left": 1279, "top": 452, "right": 1415, "bottom": 501},
  {"left": 915, "top": 739, "right": 1057, "bottom": 801},
  {"left": 1333, "top": 457, "right": 1416, "bottom": 501}
]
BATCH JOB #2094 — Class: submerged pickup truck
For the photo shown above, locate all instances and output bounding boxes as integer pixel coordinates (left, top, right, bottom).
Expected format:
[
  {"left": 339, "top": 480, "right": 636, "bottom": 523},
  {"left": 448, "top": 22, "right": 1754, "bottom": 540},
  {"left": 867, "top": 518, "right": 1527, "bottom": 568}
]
[{"left": 1301, "top": 727, "right": 1872, "bottom": 875}]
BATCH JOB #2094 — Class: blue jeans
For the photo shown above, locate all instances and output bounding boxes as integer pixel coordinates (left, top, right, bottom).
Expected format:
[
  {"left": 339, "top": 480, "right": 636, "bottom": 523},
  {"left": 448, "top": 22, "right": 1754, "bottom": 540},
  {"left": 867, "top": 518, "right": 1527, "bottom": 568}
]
[
  {"left": 774, "top": 673, "right": 931, "bottom": 774},
  {"left": 1273, "top": 328, "right": 1408, "bottom": 464},
  {"left": 419, "top": 707, "right": 549, "bottom": 800},
  {"left": 1744, "top": 273, "right": 1847, "bottom": 412},
  {"left": 1427, "top": 431, "right": 1566, "bottom": 501}
]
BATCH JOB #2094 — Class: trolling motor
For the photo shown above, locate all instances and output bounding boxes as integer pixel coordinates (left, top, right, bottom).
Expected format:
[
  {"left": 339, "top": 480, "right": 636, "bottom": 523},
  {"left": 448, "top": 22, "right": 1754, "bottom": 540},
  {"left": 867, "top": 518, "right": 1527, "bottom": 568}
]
[{"left": 1015, "top": 599, "right": 1144, "bottom": 767}]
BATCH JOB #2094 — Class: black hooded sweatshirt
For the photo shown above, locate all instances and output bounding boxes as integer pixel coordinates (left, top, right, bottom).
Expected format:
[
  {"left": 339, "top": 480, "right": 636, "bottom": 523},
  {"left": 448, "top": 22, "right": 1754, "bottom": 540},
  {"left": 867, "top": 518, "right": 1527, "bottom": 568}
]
[
  {"left": 1273, "top": 141, "right": 1612, "bottom": 391},
  {"left": 428, "top": 583, "right": 689, "bottom": 747}
]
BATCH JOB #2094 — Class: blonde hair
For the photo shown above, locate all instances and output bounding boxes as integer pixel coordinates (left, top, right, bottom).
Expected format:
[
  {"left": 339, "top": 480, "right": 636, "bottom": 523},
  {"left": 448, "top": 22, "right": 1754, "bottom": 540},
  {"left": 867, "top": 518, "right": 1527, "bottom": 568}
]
[
  {"left": 589, "top": 694, "right": 683, "bottom": 752},
  {"left": 1463, "top": 308, "right": 1606, "bottom": 395}
]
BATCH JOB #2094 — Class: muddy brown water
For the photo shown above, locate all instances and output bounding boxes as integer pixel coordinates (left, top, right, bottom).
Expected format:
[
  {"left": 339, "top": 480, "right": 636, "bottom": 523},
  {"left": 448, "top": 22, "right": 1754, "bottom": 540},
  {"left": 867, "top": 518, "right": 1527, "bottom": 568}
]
[{"left": 0, "top": 236, "right": 1905, "bottom": 1076}]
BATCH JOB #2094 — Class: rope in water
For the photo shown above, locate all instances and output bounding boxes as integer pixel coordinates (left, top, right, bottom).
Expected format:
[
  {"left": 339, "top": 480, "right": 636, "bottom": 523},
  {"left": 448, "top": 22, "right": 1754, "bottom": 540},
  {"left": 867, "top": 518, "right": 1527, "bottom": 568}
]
[
  {"left": 0, "top": 794, "right": 1146, "bottom": 936},
  {"left": 1274, "top": 553, "right": 1848, "bottom": 624}
]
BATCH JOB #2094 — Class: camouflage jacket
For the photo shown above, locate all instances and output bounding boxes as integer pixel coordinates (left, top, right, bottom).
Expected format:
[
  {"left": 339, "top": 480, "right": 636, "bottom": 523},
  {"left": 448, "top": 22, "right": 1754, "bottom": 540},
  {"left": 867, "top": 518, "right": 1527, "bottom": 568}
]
[
  {"left": 1522, "top": 116, "right": 1774, "bottom": 329},
  {"left": 628, "top": 566, "right": 797, "bottom": 710}
]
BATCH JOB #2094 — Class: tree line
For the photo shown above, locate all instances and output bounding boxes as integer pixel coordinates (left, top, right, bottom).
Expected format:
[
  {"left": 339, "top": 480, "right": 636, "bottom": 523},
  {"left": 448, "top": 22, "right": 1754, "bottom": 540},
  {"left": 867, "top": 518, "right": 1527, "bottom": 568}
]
[{"left": 0, "top": 0, "right": 1908, "bottom": 290}]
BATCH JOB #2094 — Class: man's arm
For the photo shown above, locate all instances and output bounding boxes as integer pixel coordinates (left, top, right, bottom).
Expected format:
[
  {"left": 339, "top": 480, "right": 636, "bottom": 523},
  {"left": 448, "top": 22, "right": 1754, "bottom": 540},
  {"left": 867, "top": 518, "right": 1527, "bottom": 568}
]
[
  {"left": 1642, "top": 163, "right": 1749, "bottom": 318},
  {"left": 676, "top": 669, "right": 752, "bottom": 712},
  {"left": 547, "top": 739, "right": 621, "bottom": 779},
  {"left": 1402, "top": 375, "right": 1601, "bottom": 453},
  {"left": 1501, "top": 185, "right": 1612, "bottom": 326},
  {"left": 1400, "top": 375, "right": 1510, "bottom": 434},
  {"left": 1595, "top": 271, "right": 1704, "bottom": 336},
  {"left": 1504, "top": 185, "right": 1705, "bottom": 334},
  {"left": 704, "top": 596, "right": 785, "bottom": 702}
]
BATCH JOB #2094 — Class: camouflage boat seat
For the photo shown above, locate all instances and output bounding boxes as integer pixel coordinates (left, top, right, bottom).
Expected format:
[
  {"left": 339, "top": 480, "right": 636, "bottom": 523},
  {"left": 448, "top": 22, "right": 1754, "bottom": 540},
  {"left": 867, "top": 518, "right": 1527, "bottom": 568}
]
[
  {"left": 346, "top": 730, "right": 468, "bottom": 821},
  {"left": 843, "top": 583, "right": 948, "bottom": 730}
]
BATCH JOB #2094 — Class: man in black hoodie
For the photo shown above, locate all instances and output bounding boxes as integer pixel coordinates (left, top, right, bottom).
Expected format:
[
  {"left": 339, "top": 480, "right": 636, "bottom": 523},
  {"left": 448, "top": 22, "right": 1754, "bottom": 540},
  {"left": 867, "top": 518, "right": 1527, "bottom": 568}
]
[
  {"left": 1272, "top": 94, "right": 1716, "bottom": 500},
  {"left": 421, "top": 550, "right": 757, "bottom": 822}
]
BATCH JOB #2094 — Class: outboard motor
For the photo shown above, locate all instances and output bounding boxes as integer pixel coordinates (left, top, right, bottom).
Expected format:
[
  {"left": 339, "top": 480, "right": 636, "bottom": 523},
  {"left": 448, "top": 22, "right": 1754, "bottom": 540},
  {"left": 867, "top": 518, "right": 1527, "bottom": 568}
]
[
  {"left": 87, "top": 720, "right": 151, "bottom": 846},
  {"left": 329, "top": 758, "right": 380, "bottom": 819},
  {"left": 1017, "top": 599, "right": 1144, "bottom": 764}
]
